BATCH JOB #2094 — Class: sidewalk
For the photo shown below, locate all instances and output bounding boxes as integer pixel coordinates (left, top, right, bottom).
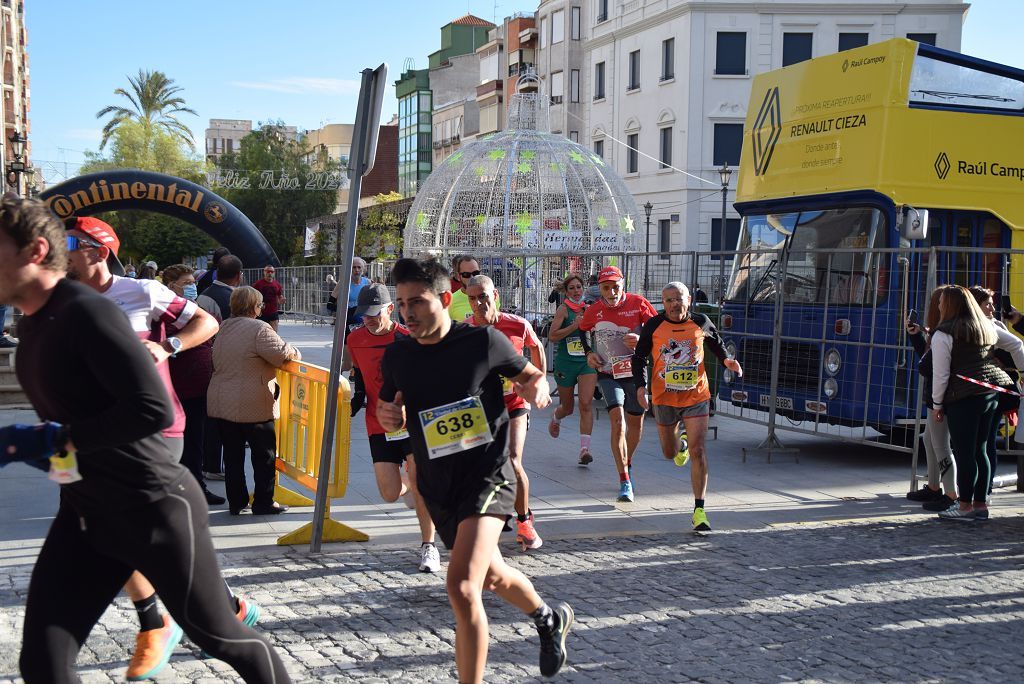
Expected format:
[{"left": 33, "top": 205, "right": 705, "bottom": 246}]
[{"left": 0, "top": 320, "right": 1021, "bottom": 682}]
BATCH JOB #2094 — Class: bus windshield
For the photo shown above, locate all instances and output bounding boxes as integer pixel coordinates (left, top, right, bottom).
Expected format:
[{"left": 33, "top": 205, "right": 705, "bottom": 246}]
[{"left": 726, "top": 207, "right": 886, "bottom": 304}]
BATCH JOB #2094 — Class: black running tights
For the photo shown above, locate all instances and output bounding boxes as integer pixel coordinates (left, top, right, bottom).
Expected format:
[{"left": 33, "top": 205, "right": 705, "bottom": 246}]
[{"left": 19, "top": 475, "right": 290, "bottom": 683}]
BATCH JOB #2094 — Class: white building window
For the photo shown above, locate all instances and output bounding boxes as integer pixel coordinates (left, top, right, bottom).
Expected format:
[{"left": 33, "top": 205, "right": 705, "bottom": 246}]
[
  {"left": 569, "top": 131, "right": 579, "bottom": 143},
  {"left": 541, "top": 16, "right": 548, "bottom": 49},
  {"left": 570, "top": 69, "right": 580, "bottom": 103},
  {"left": 571, "top": 7, "right": 581, "bottom": 40},
  {"left": 552, "top": 10, "right": 564, "bottom": 44},
  {"left": 550, "top": 71, "right": 564, "bottom": 104}
]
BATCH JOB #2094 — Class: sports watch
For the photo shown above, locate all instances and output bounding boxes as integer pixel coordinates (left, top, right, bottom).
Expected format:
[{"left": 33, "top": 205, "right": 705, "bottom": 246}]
[{"left": 164, "top": 336, "right": 183, "bottom": 358}]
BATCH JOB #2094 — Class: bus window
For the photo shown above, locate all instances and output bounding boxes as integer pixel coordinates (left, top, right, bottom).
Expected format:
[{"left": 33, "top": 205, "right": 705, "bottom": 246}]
[
  {"left": 953, "top": 219, "right": 973, "bottom": 286},
  {"left": 982, "top": 218, "right": 1005, "bottom": 293}
]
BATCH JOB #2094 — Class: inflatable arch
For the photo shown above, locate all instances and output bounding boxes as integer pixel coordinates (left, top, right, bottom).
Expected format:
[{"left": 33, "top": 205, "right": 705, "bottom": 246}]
[{"left": 39, "top": 169, "right": 280, "bottom": 267}]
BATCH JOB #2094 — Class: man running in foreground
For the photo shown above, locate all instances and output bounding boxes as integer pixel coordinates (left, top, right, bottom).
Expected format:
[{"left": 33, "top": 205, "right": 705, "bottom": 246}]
[
  {"left": 633, "top": 282, "right": 742, "bottom": 532},
  {"left": 577, "top": 266, "right": 657, "bottom": 503},
  {"left": 344, "top": 283, "right": 441, "bottom": 572},
  {"left": 0, "top": 196, "right": 289, "bottom": 683},
  {"left": 466, "top": 274, "right": 546, "bottom": 551},
  {"left": 377, "top": 257, "right": 572, "bottom": 683}
]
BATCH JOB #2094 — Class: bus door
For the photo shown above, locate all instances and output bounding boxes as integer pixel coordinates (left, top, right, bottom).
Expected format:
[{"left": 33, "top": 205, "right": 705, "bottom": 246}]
[{"left": 930, "top": 211, "right": 1009, "bottom": 292}]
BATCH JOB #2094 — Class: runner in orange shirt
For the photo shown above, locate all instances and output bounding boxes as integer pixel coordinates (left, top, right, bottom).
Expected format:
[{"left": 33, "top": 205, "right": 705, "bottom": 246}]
[{"left": 633, "top": 282, "right": 742, "bottom": 532}]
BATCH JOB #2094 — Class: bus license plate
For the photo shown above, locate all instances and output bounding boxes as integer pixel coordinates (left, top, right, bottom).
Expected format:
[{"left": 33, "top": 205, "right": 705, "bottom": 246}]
[{"left": 758, "top": 395, "right": 793, "bottom": 410}]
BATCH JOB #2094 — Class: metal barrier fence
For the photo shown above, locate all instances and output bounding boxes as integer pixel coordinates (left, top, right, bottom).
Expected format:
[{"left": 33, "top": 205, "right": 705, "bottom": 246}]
[{"left": 246, "top": 247, "right": 1023, "bottom": 487}]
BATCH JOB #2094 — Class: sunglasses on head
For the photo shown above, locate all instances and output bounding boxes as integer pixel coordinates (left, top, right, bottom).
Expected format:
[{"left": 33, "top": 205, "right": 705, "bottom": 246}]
[
  {"left": 460, "top": 270, "right": 481, "bottom": 278},
  {"left": 66, "top": 235, "right": 103, "bottom": 251}
]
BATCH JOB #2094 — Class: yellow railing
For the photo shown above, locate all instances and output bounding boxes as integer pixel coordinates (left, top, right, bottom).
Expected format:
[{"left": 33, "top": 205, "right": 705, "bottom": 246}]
[{"left": 271, "top": 360, "right": 368, "bottom": 545}]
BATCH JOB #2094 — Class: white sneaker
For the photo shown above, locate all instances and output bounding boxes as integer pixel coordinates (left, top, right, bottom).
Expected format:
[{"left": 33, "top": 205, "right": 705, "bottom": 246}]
[{"left": 418, "top": 543, "right": 441, "bottom": 573}]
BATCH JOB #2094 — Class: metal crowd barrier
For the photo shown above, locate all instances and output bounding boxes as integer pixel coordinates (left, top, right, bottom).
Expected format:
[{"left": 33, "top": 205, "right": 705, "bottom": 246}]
[{"left": 273, "top": 360, "right": 367, "bottom": 546}]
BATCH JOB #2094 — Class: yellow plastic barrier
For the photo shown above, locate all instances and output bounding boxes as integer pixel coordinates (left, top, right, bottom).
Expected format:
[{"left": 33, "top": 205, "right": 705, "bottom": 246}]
[{"left": 271, "top": 360, "right": 369, "bottom": 545}]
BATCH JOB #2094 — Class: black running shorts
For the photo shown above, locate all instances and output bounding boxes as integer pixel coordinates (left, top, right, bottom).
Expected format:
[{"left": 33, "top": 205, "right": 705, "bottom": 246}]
[
  {"left": 420, "top": 458, "right": 517, "bottom": 549},
  {"left": 367, "top": 434, "right": 411, "bottom": 465}
]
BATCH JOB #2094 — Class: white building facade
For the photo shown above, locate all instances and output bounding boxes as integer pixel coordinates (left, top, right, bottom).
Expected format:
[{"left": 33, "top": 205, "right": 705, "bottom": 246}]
[{"left": 537, "top": 0, "right": 968, "bottom": 264}]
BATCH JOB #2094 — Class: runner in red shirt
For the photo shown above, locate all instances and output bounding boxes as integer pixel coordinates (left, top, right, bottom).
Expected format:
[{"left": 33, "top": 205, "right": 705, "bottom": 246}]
[
  {"left": 252, "top": 265, "right": 285, "bottom": 332},
  {"left": 343, "top": 283, "right": 440, "bottom": 572},
  {"left": 466, "top": 275, "right": 546, "bottom": 551},
  {"left": 577, "top": 266, "right": 657, "bottom": 503}
]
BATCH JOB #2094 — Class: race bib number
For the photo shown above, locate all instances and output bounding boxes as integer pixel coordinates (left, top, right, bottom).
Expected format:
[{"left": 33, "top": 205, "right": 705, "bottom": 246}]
[
  {"left": 665, "top": 364, "right": 699, "bottom": 391},
  {"left": 611, "top": 355, "right": 633, "bottom": 380},
  {"left": 48, "top": 452, "right": 83, "bottom": 485},
  {"left": 501, "top": 376, "right": 515, "bottom": 397},
  {"left": 566, "top": 338, "right": 585, "bottom": 357},
  {"left": 385, "top": 428, "right": 409, "bottom": 442},
  {"left": 418, "top": 397, "right": 493, "bottom": 460}
]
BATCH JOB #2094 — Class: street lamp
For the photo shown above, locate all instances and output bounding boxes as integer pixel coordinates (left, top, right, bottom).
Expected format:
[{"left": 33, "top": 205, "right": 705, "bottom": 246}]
[
  {"left": 643, "top": 200, "right": 653, "bottom": 292},
  {"left": 717, "top": 163, "right": 732, "bottom": 304},
  {"left": 6, "top": 129, "right": 27, "bottom": 195}
]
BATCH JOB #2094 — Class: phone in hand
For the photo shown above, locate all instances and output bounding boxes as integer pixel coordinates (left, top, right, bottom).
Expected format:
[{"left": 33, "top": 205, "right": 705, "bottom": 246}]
[
  {"left": 1001, "top": 295, "right": 1013, "bottom": 316},
  {"left": 908, "top": 309, "right": 919, "bottom": 326}
]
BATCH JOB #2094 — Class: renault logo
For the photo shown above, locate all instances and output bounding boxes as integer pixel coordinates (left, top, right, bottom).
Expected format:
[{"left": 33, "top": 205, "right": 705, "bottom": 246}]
[
  {"left": 935, "top": 152, "right": 951, "bottom": 180},
  {"left": 752, "top": 87, "right": 782, "bottom": 176}
]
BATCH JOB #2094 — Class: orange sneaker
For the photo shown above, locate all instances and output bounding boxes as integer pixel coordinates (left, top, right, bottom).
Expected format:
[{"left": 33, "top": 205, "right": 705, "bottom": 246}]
[
  {"left": 516, "top": 512, "right": 543, "bottom": 551},
  {"left": 126, "top": 614, "right": 183, "bottom": 681},
  {"left": 236, "top": 597, "right": 261, "bottom": 627}
]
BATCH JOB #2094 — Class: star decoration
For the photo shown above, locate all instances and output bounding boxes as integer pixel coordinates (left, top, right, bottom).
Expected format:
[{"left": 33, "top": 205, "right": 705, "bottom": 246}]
[
  {"left": 569, "top": 150, "right": 586, "bottom": 164},
  {"left": 590, "top": 154, "right": 605, "bottom": 166},
  {"left": 597, "top": 216, "right": 608, "bottom": 229},
  {"left": 520, "top": 150, "right": 536, "bottom": 161},
  {"left": 517, "top": 162, "right": 532, "bottom": 174},
  {"left": 488, "top": 149, "right": 506, "bottom": 161},
  {"left": 416, "top": 212, "right": 428, "bottom": 228},
  {"left": 475, "top": 214, "right": 486, "bottom": 225},
  {"left": 621, "top": 216, "right": 636, "bottom": 233},
  {"left": 474, "top": 165, "right": 486, "bottom": 177}
]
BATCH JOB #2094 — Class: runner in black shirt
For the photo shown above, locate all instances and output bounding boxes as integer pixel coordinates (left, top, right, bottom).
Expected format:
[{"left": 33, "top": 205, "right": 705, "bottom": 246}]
[
  {"left": 378, "top": 257, "right": 573, "bottom": 684},
  {"left": 0, "top": 196, "right": 289, "bottom": 684}
]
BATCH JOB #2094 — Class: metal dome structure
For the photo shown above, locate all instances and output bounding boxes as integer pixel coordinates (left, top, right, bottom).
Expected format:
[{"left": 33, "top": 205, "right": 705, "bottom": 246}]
[{"left": 404, "top": 78, "right": 640, "bottom": 262}]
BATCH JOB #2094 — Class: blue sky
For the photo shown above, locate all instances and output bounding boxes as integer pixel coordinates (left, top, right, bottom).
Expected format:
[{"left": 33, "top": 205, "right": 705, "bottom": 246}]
[{"left": 28, "top": 0, "right": 1021, "bottom": 185}]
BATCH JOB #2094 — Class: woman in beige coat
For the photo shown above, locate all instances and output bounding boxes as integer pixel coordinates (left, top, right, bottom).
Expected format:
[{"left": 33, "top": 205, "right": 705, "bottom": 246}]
[{"left": 208, "top": 286, "right": 301, "bottom": 515}]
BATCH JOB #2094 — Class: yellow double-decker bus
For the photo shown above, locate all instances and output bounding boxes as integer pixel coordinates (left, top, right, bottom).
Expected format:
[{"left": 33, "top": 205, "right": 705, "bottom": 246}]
[{"left": 719, "top": 38, "right": 1023, "bottom": 437}]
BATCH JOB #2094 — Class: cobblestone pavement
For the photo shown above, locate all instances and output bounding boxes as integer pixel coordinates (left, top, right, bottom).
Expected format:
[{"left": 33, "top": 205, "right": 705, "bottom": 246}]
[{"left": 1, "top": 511, "right": 1022, "bottom": 683}]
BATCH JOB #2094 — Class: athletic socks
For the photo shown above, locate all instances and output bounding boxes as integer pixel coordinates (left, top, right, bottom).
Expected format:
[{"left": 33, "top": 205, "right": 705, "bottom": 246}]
[
  {"left": 695, "top": 499, "right": 705, "bottom": 510},
  {"left": 530, "top": 602, "right": 555, "bottom": 631},
  {"left": 619, "top": 471, "right": 630, "bottom": 483},
  {"left": 133, "top": 594, "right": 164, "bottom": 632},
  {"left": 580, "top": 435, "right": 591, "bottom": 450},
  {"left": 224, "top": 580, "right": 241, "bottom": 614},
  {"left": 517, "top": 510, "right": 530, "bottom": 523}
]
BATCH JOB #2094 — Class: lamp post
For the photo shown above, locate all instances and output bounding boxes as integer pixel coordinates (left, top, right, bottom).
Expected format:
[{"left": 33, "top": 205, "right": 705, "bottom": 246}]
[
  {"left": 643, "top": 200, "right": 653, "bottom": 293},
  {"left": 6, "top": 129, "right": 27, "bottom": 195},
  {"left": 717, "top": 163, "right": 732, "bottom": 304}
]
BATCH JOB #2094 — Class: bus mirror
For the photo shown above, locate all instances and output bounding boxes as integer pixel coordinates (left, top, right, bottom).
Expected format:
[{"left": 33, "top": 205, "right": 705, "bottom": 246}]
[{"left": 902, "top": 208, "right": 929, "bottom": 241}]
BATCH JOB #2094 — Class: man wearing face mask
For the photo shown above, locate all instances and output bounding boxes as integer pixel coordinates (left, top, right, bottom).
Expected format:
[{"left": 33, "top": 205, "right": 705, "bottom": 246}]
[{"left": 253, "top": 265, "right": 285, "bottom": 332}]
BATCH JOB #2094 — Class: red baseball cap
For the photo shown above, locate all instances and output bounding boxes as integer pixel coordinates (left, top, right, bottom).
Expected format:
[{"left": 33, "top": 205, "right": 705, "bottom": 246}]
[
  {"left": 598, "top": 266, "right": 623, "bottom": 283},
  {"left": 66, "top": 217, "right": 125, "bottom": 276}
]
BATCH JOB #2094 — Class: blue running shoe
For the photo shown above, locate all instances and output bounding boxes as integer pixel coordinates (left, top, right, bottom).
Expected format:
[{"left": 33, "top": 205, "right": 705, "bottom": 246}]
[{"left": 617, "top": 480, "right": 634, "bottom": 503}]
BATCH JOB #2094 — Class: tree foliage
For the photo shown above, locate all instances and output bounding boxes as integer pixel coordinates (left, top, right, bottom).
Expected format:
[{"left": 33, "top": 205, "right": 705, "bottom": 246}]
[
  {"left": 96, "top": 69, "right": 198, "bottom": 150},
  {"left": 357, "top": 191, "right": 404, "bottom": 261},
  {"left": 215, "top": 122, "right": 340, "bottom": 265},
  {"left": 80, "top": 120, "right": 213, "bottom": 267}
]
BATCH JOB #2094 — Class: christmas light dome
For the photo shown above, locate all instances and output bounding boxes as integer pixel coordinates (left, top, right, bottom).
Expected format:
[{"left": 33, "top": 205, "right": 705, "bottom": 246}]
[{"left": 404, "top": 84, "right": 640, "bottom": 257}]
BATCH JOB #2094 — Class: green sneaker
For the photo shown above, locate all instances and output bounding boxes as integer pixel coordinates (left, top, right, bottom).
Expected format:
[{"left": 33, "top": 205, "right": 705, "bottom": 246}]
[
  {"left": 674, "top": 437, "right": 690, "bottom": 467},
  {"left": 692, "top": 507, "right": 711, "bottom": 532}
]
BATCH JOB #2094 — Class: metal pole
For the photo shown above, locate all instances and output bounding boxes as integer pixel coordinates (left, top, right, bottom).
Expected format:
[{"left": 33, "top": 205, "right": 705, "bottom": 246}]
[
  {"left": 644, "top": 210, "right": 651, "bottom": 294},
  {"left": 309, "top": 67, "right": 383, "bottom": 552},
  {"left": 718, "top": 180, "right": 727, "bottom": 305}
]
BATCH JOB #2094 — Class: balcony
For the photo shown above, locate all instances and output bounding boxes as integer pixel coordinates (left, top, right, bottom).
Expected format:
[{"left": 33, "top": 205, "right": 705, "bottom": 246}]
[
  {"left": 597, "top": 13, "right": 607, "bottom": 23},
  {"left": 550, "top": 95, "right": 563, "bottom": 105},
  {"left": 432, "top": 141, "right": 443, "bottom": 149}
]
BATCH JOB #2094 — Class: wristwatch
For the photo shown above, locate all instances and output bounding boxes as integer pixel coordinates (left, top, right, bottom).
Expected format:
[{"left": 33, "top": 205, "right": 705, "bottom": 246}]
[{"left": 164, "top": 336, "right": 183, "bottom": 358}]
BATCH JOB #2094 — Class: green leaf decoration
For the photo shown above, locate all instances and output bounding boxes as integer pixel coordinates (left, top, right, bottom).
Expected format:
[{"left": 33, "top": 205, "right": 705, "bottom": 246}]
[
  {"left": 488, "top": 149, "right": 506, "bottom": 161},
  {"left": 517, "top": 162, "right": 532, "bottom": 174},
  {"left": 416, "top": 212, "right": 428, "bottom": 228},
  {"left": 520, "top": 150, "right": 536, "bottom": 161},
  {"left": 514, "top": 211, "right": 533, "bottom": 233},
  {"left": 569, "top": 150, "right": 586, "bottom": 164}
]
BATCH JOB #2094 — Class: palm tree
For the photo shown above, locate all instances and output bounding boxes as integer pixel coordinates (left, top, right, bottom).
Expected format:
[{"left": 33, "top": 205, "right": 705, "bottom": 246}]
[{"left": 96, "top": 69, "right": 198, "bottom": 149}]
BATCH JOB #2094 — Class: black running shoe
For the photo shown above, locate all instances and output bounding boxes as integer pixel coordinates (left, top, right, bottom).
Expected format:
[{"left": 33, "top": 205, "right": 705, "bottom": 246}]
[
  {"left": 922, "top": 494, "right": 957, "bottom": 512},
  {"left": 538, "top": 602, "right": 574, "bottom": 678},
  {"left": 906, "top": 485, "right": 943, "bottom": 502}
]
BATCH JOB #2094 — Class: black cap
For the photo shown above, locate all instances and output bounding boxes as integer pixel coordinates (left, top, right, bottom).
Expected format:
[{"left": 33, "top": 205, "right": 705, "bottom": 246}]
[{"left": 355, "top": 283, "right": 391, "bottom": 316}]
